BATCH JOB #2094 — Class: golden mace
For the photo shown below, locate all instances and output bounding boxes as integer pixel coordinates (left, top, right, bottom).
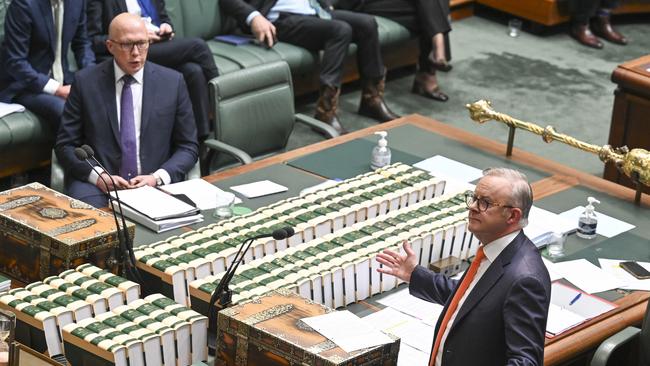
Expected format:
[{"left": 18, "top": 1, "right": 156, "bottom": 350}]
[{"left": 465, "top": 99, "right": 650, "bottom": 194}]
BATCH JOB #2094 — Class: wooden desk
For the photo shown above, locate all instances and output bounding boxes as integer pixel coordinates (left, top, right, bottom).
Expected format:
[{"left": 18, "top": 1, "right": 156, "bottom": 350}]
[
  {"left": 202, "top": 114, "right": 649, "bottom": 366},
  {"left": 605, "top": 54, "right": 650, "bottom": 194}
]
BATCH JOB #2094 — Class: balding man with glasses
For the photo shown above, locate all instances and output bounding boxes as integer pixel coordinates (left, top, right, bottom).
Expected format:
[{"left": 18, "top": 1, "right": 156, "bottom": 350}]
[
  {"left": 55, "top": 13, "right": 198, "bottom": 208},
  {"left": 377, "top": 167, "right": 551, "bottom": 366}
]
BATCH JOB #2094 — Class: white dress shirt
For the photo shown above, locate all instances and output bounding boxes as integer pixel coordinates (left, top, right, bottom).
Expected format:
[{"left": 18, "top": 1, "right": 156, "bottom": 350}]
[
  {"left": 246, "top": 0, "right": 316, "bottom": 25},
  {"left": 87, "top": 62, "right": 170, "bottom": 186},
  {"left": 435, "top": 230, "right": 521, "bottom": 366}
]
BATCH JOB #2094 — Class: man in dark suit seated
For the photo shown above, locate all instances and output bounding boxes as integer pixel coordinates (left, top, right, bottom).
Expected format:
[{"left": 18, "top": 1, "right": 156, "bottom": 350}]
[
  {"left": 87, "top": 0, "right": 219, "bottom": 140},
  {"left": 55, "top": 13, "right": 199, "bottom": 208},
  {"left": 0, "top": 0, "right": 95, "bottom": 129},
  {"left": 220, "top": 0, "right": 400, "bottom": 134},
  {"left": 377, "top": 167, "right": 551, "bottom": 366}
]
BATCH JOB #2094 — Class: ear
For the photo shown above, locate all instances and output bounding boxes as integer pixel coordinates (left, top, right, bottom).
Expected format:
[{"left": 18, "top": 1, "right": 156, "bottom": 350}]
[
  {"left": 506, "top": 207, "right": 523, "bottom": 225},
  {"left": 106, "top": 39, "right": 115, "bottom": 55}
]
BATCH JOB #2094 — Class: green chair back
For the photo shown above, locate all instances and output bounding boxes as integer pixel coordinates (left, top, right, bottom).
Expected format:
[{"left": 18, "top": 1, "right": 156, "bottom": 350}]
[
  {"left": 0, "top": 0, "right": 11, "bottom": 42},
  {"left": 209, "top": 61, "right": 295, "bottom": 169},
  {"left": 167, "top": 0, "right": 223, "bottom": 39}
]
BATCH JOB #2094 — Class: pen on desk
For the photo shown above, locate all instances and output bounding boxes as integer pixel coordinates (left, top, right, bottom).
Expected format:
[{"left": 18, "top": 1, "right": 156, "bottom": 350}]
[{"left": 569, "top": 293, "right": 582, "bottom": 306}]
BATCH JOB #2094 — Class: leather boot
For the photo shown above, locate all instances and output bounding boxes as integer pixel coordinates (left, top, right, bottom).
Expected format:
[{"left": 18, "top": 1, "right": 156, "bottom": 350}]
[
  {"left": 570, "top": 24, "right": 603, "bottom": 49},
  {"left": 592, "top": 13, "right": 627, "bottom": 45},
  {"left": 411, "top": 71, "right": 448, "bottom": 102},
  {"left": 358, "top": 76, "right": 400, "bottom": 122},
  {"left": 315, "top": 85, "right": 347, "bottom": 135}
]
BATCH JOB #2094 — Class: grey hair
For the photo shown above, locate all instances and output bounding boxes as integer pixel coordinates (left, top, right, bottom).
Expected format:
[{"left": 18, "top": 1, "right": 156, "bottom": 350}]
[{"left": 482, "top": 167, "right": 533, "bottom": 227}]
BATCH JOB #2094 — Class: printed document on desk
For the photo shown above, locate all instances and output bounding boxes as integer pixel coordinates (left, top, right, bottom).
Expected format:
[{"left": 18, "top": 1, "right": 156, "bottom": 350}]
[
  {"left": 362, "top": 307, "right": 434, "bottom": 354},
  {"left": 377, "top": 287, "right": 444, "bottom": 327},
  {"left": 118, "top": 202, "right": 203, "bottom": 233},
  {"left": 559, "top": 206, "right": 635, "bottom": 238},
  {"left": 111, "top": 185, "right": 200, "bottom": 220},
  {"left": 414, "top": 155, "right": 483, "bottom": 183},
  {"left": 546, "top": 282, "right": 616, "bottom": 336},
  {"left": 230, "top": 180, "right": 288, "bottom": 198},
  {"left": 524, "top": 205, "right": 577, "bottom": 247},
  {"left": 161, "top": 178, "right": 241, "bottom": 210},
  {"left": 553, "top": 259, "right": 627, "bottom": 294}
]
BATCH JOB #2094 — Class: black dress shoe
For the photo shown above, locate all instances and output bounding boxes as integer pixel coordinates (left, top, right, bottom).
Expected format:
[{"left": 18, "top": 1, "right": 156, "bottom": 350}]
[
  {"left": 411, "top": 82, "right": 449, "bottom": 102},
  {"left": 358, "top": 99, "right": 400, "bottom": 122}
]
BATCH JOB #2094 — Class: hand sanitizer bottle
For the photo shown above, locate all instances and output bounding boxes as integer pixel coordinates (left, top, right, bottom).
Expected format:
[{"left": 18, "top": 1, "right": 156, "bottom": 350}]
[
  {"left": 576, "top": 197, "right": 600, "bottom": 239},
  {"left": 370, "top": 131, "right": 391, "bottom": 170}
]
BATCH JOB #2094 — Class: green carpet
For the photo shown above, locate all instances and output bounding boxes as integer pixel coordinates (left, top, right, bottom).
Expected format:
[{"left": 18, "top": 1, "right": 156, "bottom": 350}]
[{"left": 289, "top": 14, "right": 650, "bottom": 177}]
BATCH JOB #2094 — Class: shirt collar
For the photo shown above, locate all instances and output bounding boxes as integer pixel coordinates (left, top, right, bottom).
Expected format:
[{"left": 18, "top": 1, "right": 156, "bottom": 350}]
[
  {"left": 481, "top": 230, "right": 520, "bottom": 263},
  {"left": 113, "top": 61, "right": 144, "bottom": 85}
]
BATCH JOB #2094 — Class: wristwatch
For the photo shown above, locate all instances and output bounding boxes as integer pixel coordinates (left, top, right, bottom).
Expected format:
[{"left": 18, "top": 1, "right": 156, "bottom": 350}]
[{"left": 155, "top": 176, "right": 163, "bottom": 187}]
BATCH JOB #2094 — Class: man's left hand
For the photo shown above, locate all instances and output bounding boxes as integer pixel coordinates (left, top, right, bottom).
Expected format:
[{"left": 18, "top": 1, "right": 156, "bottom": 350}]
[
  {"left": 158, "top": 23, "right": 174, "bottom": 41},
  {"left": 129, "top": 175, "right": 157, "bottom": 188}
]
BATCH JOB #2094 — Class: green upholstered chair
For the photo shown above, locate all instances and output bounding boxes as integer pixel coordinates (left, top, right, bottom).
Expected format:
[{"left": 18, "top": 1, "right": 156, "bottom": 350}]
[
  {"left": 203, "top": 61, "right": 338, "bottom": 173},
  {"left": 590, "top": 299, "right": 650, "bottom": 366}
]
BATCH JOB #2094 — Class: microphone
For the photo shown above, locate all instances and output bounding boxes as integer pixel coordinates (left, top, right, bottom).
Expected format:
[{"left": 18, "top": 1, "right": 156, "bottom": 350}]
[
  {"left": 207, "top": 226, "right": 294, "bottom": 339},
  {"left": 75, "top": 145, "right": 142, "bottom": 284}
]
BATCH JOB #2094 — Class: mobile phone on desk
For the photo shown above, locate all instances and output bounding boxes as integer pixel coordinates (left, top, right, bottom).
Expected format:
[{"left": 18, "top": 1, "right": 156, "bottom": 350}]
[{"left": 620, "top": 261, "right": 650, "bottom": 279}]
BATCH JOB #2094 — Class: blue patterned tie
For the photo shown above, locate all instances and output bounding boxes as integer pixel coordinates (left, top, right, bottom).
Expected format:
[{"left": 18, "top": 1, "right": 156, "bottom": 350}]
[{"left": 119, "top": 75, "right": 137, "bottom": 180}]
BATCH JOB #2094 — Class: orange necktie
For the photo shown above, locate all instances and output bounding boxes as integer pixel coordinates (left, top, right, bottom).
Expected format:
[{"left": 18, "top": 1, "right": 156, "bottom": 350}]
[{"left": 429, "top": 246, "right": 486, "bottom": 366}]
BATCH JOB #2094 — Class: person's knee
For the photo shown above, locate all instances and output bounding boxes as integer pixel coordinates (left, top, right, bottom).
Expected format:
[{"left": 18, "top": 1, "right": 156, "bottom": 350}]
[
  {"left": 355, "top": 15, "right": 378, "bottom": 38},
  {"left": 178, "top": 62, "right": 204, "bottom": 84},
  {"left": 330, "top": 21, "right": 353, "bottom": 42}
]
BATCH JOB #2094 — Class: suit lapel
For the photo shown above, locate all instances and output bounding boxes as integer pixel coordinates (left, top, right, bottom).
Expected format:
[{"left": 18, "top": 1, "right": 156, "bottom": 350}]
[
  {"left": 101, "top": 62, "right": 120, "bottom": 145},
  {"left": 140, "top": 63, "right": 154, "bottom": 138},
  {"left": 38, "top": 0, "right": 55, "bottom": 54},
  {"left": 449, "top": 233, "right": 524, "bottom": 333}
]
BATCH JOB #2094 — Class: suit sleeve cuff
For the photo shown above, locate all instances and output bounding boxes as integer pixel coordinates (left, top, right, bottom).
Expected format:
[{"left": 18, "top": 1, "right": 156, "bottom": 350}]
[
  {"left": 246, "top": 11, "right": 262, "bottom": 26},
  {"left": 88, "top": 167, "right": 105, "bottom": 186},
  {"left": 153, "top": 169, "right": 171, "bottom": 185},
  {"left": 43, "top": 79, "right": 60, "bottom": 95}
]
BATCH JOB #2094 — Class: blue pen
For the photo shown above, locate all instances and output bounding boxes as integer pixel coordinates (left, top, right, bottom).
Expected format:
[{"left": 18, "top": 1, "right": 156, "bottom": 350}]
[{"left": 569, "top": 293, "right": 582, "bottom": 306}]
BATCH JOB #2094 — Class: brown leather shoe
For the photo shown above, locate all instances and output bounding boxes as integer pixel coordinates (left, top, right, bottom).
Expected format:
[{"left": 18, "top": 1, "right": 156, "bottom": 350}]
[
  {"left": 358, "top": 76, "right": 400, "bottom": 122},
  {"left": 592, "top": 14, "right": 628, "bottom": 45},
  {"left": 570, "top": 25, "right": 603, "bottom": 49},
  {"left": 411, "top": 72, "right": 448, "bottom": 102},
  {"left": 315, "top": 85, "right": 348, "bottom": 135}
]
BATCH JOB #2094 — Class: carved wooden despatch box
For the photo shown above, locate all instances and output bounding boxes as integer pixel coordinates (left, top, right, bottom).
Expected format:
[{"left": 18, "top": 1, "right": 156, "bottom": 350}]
[
  {"left": 0, "top": 183, "right": 134, "bottom": 283},
  {"left": 216, "top": 289, "right": 400, "bottom": 366}
]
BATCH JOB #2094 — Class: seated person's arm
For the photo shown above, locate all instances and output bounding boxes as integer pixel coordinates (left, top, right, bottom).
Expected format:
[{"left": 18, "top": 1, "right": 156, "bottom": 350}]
[{"left": 86, "top": 0, "right": 110, "bottom": 57}]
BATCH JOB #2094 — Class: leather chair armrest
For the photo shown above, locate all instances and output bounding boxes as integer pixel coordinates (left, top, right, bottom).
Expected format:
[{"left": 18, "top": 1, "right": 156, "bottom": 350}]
[
  {"left": 203, "top": 139, "right": 253, "bottom": 166},
  {"left": 295, "top": 113, "right": 339, "bottom": 139},
  {"left": 50, "top": 150, "right": 65, "bottom": 193},
  {"left": 590, "top": 326, "right": 641, "bottom": 366}
]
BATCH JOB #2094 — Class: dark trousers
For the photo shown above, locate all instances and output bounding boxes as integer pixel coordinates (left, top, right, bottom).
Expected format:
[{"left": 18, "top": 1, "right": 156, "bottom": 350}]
[
  {"left": 570, "top": 0, "right": 620, "bottom": 24},
  {"left": 147, "top": 37, "right": 219, "bottom": 140},
  {"left": 273, "top": 10, "right": 383, "bottom": 87},
  {"left": 65, "top": 178, "right": 108, "bottom": 208},
  {"left": 14, "top": 92, "right": 65, "bottom": 132},
  {"left": 337, "top": 0, "right": 451, "bottom": 70}
]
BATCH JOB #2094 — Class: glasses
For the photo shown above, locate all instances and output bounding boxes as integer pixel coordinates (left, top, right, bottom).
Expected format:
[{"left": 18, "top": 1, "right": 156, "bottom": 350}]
[
  {"left": 465, "top": 193, "right": 515, "bottom": 212},
  {"left": 110, "top": 40, "right": 150, "bottom": 51}
]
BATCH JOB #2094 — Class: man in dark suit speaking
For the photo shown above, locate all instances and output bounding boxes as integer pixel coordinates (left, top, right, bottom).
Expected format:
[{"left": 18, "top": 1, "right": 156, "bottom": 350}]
[
  {"left": 55, "top": 13, "right": 198, "bottom": 208},
  {"left": 377, "top": 167, "right": 551, "bottom": 366}
]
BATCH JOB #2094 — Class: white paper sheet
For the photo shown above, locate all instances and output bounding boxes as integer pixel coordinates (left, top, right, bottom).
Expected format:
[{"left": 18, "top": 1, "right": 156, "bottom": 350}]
[
  {"left": 376, "top": 288, "right": 444, "bottom": 327},
  {"left": 598, "top": 259, "right": 650, "bottom": 291},
  {"left": 396, "top": 344, "right": 430, "bottom": 366},
  {"left": 553, "top": 259, "right": 627, "bottom": 294},
  {"left": 301, "top": 310, "right": 394, "bottom": 353},
  {"left": 559, "top": 206, "right": 635, "bottom": 238},
  {"left": 0, "top": 102, "right": 25, "bottom": 118},
  {"left": 524, "top": 206, "right": 577, "bottom": 246},
  {"left": 112, "top": 185, "right": 198, "bottom": 220},
  {"left": 362, "top": 307, "right": 435, "bottom": 353},
  {"left": 230, "top": 180, "right": 288, "bottom": 198},
  {"left": 161, "top": 178, "right": 241, "bottom": 210},
  {"left": 546, "top": 282, "right": 616, "bottom": 335},
  {"left": 414, "top": 155, "right": 483, "bottom": 183}
]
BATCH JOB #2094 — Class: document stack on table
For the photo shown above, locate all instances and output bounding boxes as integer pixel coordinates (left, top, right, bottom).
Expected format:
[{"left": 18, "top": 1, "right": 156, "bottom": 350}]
[
  {"left": 0, "top": 264, "right": 207, "bottom": 366},
  {"left": 112, "top": 186, "right": 203, "bottom": 233}
]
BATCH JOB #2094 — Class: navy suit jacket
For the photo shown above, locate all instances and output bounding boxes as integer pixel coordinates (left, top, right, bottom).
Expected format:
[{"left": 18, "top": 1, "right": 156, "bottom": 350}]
[
  {"left": 409, "top": 231, "right": 551, "bottom": 366},
  {"left": 0, "top": 0, "right": 95, "bottom": 102},
  {"left": 55, "top": 60, "right": 198, "bottom": 184}
]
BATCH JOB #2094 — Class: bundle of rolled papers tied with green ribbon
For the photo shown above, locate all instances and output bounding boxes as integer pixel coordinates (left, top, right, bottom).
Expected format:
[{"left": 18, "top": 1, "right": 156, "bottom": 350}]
[
  {"left": 131, "top": 162, "right": 480, "bottom": 315},
  {"left": 0, "top": 264, "right": 208, "bottom": 366}
]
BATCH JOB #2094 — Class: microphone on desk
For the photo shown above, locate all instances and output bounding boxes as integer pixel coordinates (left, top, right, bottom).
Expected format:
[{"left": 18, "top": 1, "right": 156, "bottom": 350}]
[
  {"left": 207, "top": 226, "right": 295, "bottom": 344},
  {"left": 74, "top": 146, "right": 143, "bottom": 285}
]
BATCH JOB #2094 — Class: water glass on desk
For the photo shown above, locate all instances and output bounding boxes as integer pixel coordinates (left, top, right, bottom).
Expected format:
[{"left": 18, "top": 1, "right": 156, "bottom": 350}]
[
  {"left": 547, "top": 232, "right": 566, "bottom": 258},
  {"left": 508, "top": 19, "right": 522, "bottom": 38},
  {"left": 213, "top": 192, "right": 236, "bottom": 219}
]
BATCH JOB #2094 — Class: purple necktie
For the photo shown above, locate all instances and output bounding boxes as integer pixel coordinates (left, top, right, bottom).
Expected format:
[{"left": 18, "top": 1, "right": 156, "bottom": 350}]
[{"left": 119, "top": 75, "right": 138, "bottom": 180}]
